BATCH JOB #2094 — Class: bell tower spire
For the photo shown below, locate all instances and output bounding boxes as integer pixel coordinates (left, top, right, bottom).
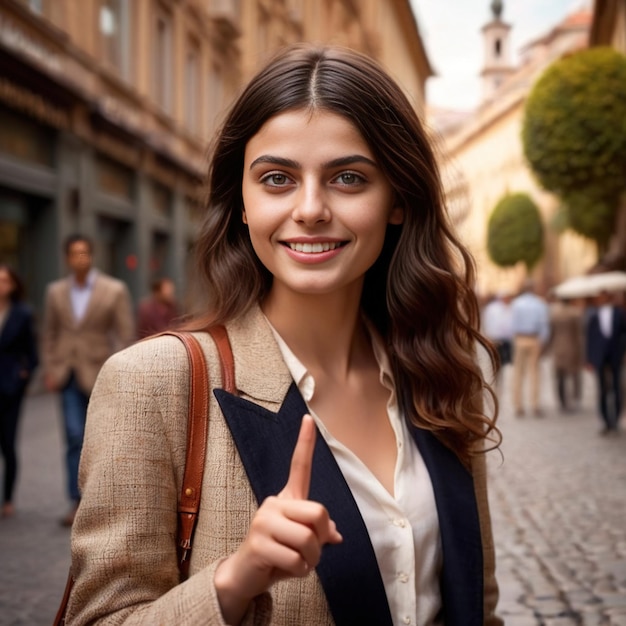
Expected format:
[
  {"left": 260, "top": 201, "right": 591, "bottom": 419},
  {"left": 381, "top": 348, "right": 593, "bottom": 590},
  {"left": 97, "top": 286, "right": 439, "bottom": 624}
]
[
  {"left": 491, "top": 0, "right": 503, "bottom": 20},
  {"left": 480, "top": 0, "right": 514, "bottom": 101}
]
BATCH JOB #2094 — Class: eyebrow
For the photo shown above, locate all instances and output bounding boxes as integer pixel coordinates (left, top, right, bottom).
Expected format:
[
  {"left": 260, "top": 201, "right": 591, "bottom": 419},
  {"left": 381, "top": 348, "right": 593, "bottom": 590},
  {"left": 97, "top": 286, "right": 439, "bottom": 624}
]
[{"left": 248, "top": 154, "right": 378, "bottom": 170}]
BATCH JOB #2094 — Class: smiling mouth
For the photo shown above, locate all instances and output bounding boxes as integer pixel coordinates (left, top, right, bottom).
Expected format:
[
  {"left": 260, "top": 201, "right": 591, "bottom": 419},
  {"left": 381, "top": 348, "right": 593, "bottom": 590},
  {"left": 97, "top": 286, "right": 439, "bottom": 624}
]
[{"left": 285, "top": 241, "right": 346, "bottom": 253}]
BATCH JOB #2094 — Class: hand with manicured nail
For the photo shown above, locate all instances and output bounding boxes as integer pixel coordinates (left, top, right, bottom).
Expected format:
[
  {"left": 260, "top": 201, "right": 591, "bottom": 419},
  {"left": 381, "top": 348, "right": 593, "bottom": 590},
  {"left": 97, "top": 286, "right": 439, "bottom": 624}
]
[{"left": 214, "top": 414, "right": 343, "bottom": 624}]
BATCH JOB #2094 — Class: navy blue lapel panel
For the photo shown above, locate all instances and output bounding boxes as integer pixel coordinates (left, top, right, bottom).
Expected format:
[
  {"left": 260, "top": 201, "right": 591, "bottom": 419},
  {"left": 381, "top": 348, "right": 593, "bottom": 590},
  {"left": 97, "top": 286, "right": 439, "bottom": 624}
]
[
  {"left": 214, "top": 383, "right": 393, "bottom": 626},
  {"left": 411, "top": 428, "right": 483, "bottom": 626}
]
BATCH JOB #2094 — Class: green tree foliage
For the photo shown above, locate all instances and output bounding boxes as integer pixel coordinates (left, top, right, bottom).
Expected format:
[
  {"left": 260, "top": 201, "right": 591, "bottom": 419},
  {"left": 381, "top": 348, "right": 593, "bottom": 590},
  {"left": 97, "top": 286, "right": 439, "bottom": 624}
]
[
  {"left": 487, "top": 193, "right": 544, "bottom": 269},
  {"left": 522, "top": 47, "right": 626, "bottom": 245},
  {"left": 565, "top": 189, "right": 616, "bottom": 249}
]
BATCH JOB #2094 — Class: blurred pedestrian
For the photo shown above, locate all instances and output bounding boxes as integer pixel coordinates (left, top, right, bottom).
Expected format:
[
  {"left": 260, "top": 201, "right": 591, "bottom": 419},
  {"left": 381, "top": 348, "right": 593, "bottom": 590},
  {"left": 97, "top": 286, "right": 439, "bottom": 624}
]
[
  {"left": 41, "top": 234, "right": 134, "bottom": 526},
  {"left": 548, "top": 297, "right": 584, "bottom": 413},
  {"left": 65, "top": 45, "right": 503, "bottom": 625},
  {"left": 482, "top": 291, "right": 513, "bottom": 386},
  {"left": 585, "top": 290, "right": 626, "bottom": 435},
  {"left": 136, "top": 277, "right": 179, "bottom": 339},
  {"left": 0, "top": 264, "right": 38, "bottom": 518},
  {"left": 511, "top": 278, "right": 550, "bottom": 417}
]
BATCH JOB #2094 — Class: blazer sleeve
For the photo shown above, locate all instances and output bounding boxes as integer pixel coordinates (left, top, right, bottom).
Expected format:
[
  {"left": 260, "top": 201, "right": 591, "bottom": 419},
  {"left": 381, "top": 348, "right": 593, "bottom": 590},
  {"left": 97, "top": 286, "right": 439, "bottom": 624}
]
[
  {"left": 472, "top": 452, "right": 504, "bottom": 626},
  {"left": 41, "top": 283, "right": 60, "bottom": 375},
  {"left": 585, "top": 314, "right": 598, "bottom": 367},
  {"left": 473, "top": 343, "right": 504, "bottom": 626},
  {"left": 111, "top": 281, "right": 135, "bottom": 350},
  {"left": 67, "top": 338, "right": 271, "bottom": 625}
]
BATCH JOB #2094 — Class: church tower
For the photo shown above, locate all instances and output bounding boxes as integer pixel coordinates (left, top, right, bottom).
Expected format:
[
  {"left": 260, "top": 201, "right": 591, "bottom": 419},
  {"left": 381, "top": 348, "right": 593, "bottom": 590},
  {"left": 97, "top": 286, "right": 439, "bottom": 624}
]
[{"left": 480, "top": 0, "right": 514, "bottom": 101}]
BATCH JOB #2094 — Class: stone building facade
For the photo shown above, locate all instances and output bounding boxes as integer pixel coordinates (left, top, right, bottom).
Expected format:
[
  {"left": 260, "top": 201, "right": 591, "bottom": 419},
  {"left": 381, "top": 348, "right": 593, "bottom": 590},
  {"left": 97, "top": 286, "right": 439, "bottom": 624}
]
[{"left": 590, "top": 0, "right": 626, "bottom": 51}]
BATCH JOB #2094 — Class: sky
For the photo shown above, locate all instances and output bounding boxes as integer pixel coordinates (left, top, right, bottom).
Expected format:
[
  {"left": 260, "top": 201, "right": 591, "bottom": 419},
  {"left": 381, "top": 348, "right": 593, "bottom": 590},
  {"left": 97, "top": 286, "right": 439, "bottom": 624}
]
[{"left": 410, "top": 0, "right": 592, "bottom": 110}]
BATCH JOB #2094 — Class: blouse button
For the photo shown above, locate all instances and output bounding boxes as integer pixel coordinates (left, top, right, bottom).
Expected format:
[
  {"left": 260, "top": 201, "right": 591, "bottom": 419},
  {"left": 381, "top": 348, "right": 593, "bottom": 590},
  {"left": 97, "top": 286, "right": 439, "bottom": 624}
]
[
  {"left": 398, "top": 572, "right": 409, "bottom": 583},
  {"left": 392, "top": 518, "right": 406, "bottom": 528},
  {"left": 403, "top": 617, "right": 411, "bottom": 625}
]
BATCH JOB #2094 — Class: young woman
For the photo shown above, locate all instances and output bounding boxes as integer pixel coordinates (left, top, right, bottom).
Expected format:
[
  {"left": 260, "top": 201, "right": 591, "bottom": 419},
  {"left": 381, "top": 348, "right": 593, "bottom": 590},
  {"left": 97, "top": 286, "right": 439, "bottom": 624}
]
[
  {"left": 0, "top": 264, "right": 39, "bottom": 518},
  {"left": 67, "top": 45, "right": 502, "bottom": 625}
]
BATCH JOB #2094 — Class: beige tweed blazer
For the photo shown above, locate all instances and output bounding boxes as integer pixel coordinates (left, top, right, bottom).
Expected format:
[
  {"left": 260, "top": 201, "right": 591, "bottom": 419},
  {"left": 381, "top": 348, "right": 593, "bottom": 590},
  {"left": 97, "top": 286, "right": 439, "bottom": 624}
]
[
  {"left": 67, "top": 306, "right": 501, "bottom": 625},
  {"left": 42, "top": 271, "right": 135, "bottom": 394}
]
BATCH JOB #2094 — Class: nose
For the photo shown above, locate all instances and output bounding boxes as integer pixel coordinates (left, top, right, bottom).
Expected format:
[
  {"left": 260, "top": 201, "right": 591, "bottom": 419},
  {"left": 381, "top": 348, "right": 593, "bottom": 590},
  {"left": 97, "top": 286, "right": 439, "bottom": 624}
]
[{"left": 291, "top": 180, "right": 331, "bottom": 225}]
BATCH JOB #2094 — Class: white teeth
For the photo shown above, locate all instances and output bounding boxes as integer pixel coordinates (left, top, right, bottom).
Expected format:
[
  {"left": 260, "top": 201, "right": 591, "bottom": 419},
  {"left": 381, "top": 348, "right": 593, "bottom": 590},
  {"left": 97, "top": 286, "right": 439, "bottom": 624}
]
[{"left": 288, "top": 242, "right": 341, "bottom": 253}]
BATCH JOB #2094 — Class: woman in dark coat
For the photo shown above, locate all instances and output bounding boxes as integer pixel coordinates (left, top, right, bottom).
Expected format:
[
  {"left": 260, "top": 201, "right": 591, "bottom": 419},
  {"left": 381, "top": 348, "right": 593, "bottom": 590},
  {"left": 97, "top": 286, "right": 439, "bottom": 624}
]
[{"left": 0, "top": 264, "right": 39, "bottom": 517}]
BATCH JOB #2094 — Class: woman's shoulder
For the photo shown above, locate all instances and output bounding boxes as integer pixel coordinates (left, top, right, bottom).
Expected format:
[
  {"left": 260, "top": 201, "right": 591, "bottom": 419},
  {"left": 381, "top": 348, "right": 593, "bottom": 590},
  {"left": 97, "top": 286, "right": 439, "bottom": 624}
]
[
  {"left": 115, "top": 333, "right": 188, "bottom": 358},
  {"left": 98, "top": 308, "right": 284, "bottom": 389},
  {"left": 102, "top": 331, "right": 232, "bottom": 378},
  {"left": 98, "top": 334, "right": 195, "bottom": 385}
]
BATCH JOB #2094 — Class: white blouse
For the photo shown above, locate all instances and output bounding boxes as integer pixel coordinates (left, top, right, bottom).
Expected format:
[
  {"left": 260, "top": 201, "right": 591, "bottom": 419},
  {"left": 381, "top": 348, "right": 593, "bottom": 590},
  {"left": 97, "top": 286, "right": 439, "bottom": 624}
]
[{"left": 268, "top": 322, "right": 443, "bottom": 626}]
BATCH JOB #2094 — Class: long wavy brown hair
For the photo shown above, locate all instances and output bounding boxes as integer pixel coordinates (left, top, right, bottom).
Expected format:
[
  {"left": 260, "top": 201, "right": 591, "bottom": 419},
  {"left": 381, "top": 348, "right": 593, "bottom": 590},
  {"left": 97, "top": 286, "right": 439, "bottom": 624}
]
[{"left": 185, "top": 44, "right": 500, "bottom": 465}]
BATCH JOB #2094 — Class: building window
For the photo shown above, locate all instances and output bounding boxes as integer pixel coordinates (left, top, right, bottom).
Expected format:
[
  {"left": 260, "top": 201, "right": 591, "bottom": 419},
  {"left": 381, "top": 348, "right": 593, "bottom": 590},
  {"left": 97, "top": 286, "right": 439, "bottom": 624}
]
[
  {"left": 258, "top": 7, "right": 270, "bottom": 53},
  {"left": 185, "top": 38, "right": 200, "bottom": 134},
  {"left": 0, "top": 106, "right": 55, "bottom": 167},
  {"left": 207, "top": 61, "right": 225, "bottom": 132},
  {"left": 96, "top": 155, "right": 134, "bottom": 200},
  {"left": 494, "top": 38, "right": 501, "bottom": 57},
  {"left": 150, "top": 231, "right": 171, "bottom": 276},
  {"left": 153, "top": 5, "right": 173, "bottom": 114},
  {"left": 287, "top": 0, "right": 304, "bottom": 21},
  {"left": 99, "top": 0, "right": 131, "bottom": 80},
  {"left": 151, "top": 181, "right": 172, "bottom": 219}
]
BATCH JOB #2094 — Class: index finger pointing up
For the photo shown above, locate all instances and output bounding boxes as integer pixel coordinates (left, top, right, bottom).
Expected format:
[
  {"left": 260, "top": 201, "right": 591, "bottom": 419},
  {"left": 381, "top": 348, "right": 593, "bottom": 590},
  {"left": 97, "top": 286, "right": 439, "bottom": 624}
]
[{"left": 282, "top": 414, "right": 316, "bottom": 500}]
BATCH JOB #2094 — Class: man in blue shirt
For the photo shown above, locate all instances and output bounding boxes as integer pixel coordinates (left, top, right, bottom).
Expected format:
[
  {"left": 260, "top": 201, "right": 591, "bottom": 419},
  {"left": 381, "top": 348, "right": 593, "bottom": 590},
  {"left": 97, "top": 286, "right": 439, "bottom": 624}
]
[
  {"left": 510, "top": 279, "right": 550, "bottom": 417},
  {"left": 42, "top": 234, "right": 135, "bottom": 526}
]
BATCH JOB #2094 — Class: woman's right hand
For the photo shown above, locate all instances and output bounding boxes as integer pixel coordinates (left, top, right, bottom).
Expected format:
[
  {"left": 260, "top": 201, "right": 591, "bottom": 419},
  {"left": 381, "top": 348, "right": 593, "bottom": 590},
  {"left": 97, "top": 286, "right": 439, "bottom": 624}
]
[{"left": 213, "top": 414, "right": 343, "bottom": 624}]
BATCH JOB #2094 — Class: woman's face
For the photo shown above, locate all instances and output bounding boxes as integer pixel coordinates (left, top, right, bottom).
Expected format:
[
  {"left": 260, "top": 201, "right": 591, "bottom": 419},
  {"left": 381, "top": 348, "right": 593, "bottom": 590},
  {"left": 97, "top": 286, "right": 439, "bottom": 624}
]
[
  {"left": 242, "top": 109, "right": 402, "bottom": 300},
  {"left": 0, "top": 268, "right": 15, "bottom": 301}
]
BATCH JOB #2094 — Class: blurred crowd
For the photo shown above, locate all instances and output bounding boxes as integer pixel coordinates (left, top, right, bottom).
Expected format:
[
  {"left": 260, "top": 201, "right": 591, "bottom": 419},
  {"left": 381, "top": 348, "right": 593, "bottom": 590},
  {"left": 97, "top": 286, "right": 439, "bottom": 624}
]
[
  {"left": 481, "top": 279, "right": 626, "bottom": 435},
  {"left": 0, "top": 234, "right": 180, "bottom": 522}
]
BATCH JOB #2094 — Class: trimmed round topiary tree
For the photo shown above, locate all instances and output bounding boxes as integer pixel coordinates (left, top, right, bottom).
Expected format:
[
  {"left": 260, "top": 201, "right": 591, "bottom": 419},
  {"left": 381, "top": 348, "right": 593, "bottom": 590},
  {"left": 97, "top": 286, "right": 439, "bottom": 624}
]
[
  {"left": 487, "top": 192, "right": 544, "bottom": 270},
  {"left": 564, "top": 189, "right": 616, "bottom": 249},
  {"left": 522, "top": 47, "right": 626, "bottom": 250}
]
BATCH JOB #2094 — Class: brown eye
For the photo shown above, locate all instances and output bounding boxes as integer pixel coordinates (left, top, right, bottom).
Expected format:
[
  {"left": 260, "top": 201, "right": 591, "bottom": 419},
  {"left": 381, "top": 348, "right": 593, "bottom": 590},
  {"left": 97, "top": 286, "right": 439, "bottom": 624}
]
[
  {"left": 269, "top": 174, "right": 288, "bottom": 185},
  {"left": 260, "top": 172, "right": 291, "bottom": 187},
  {"left": 335, "top": 172, "right": 364, "bottom": 186}
]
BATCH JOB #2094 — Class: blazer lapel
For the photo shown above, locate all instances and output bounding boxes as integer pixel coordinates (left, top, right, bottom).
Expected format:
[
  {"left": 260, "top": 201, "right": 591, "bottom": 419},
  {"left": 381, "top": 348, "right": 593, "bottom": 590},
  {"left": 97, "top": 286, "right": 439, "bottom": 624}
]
[
  {"left": 215, "top": 383, "right": 393, "bottom": 626},
  {"left": 58, "top": 279, "right": 77, "bottom": 326},
  {"left": 411, "top": 428, "right": 483, "bottom": 626},
  {"left": 78, "top": 275, "right": 105, "bottom": 328}
]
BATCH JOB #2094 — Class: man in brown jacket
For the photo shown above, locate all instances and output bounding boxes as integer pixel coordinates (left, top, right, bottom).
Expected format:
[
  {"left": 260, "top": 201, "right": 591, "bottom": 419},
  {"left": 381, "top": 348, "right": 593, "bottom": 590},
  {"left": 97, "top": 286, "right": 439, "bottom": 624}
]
[
  {"left": 548, "top": 297, "right": 585, "bottom": 413},
  {"left": 42, "top": 234, "right": 134, "bottom": 526}
]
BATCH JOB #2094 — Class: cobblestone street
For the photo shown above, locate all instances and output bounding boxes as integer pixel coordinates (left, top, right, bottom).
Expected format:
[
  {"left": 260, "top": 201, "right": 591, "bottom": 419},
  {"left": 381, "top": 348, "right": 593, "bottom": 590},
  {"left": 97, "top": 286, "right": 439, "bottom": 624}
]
[
  {"left": 0, "top": 359, "right": 625, "bottom": 624},
  {"left": 491, "top": 363, "right": 626, "bottom": 625},
  {"left": 0, "top": 392, "right": 71, "bottom": 626}
]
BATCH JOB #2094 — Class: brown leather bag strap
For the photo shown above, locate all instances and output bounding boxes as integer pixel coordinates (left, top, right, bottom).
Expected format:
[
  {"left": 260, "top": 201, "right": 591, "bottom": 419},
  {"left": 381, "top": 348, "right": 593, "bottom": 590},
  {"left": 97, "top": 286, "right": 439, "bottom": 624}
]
[
  {"left": 53, "top": 570, "right": 75, "bottom": 626},
  {"left": 208, "top": 325, "right": 236, "bottom": 394},
  {"left": 162, "top": 327, "right": 235, "bottom": 578},
  {"left": 53, "top": 327, "right": 234, "bottom": 624}
]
